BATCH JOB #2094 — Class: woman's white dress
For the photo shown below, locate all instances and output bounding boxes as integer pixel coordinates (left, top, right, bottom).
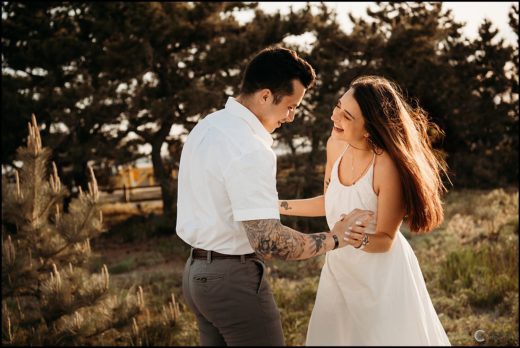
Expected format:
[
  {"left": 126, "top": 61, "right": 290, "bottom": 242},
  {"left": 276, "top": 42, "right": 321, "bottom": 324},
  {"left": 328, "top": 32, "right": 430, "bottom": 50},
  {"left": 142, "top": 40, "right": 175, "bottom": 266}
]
[{"left": 305, "top": 145, "right": 450, "bottom": 346}]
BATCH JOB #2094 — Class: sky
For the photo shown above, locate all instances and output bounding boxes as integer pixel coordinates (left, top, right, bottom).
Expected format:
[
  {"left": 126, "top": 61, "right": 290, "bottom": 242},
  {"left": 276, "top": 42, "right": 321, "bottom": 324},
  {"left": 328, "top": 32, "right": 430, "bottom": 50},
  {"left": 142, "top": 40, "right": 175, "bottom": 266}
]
[{"left": 247, "top": 2, "right": 518, "bottom": 46}]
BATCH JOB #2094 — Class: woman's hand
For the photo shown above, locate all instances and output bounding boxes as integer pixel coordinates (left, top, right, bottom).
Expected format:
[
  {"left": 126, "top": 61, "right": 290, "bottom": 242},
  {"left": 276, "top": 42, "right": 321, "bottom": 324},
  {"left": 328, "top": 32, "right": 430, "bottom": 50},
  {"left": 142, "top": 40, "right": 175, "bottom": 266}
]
[
  {"left": 331, "top": 209, "right": 375, "bottom": 249},
  {"left": 343, "top": 215, "right": 377, "bottom": 248}
]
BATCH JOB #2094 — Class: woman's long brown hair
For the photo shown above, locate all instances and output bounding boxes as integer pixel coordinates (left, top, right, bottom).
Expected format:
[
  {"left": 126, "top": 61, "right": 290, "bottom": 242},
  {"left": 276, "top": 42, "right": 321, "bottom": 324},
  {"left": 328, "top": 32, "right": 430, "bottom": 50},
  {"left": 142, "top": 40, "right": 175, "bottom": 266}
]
[{"left": 350, "top": 76, "right": 449, "bottom": 233}]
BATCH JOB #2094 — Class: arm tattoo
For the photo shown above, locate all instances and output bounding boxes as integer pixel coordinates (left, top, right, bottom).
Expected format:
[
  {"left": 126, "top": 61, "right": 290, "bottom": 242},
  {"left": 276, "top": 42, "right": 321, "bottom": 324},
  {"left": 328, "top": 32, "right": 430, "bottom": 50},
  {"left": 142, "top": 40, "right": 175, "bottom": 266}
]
[
  {"left": 310, "top": 234, "right": 327, "bottom": 254},
  {"left": 280, "top": 201, "right": 292, "bottom": 210},
  {"left": 325, "top": 178, "right": 330, "bottom": 188},
  {"left": 242, "top": 219, "right": 328, "bottom": 260}
]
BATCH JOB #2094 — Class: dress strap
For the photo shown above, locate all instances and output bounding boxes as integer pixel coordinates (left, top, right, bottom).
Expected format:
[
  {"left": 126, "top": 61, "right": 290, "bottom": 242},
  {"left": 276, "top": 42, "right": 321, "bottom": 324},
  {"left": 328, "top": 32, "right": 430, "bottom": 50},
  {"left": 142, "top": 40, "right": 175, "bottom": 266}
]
[
  {"left": 331, "top": 144, "right": 349, "bottom": 181},
  {"left": 365, "top": 151, "right": 377, "bottom": 185},
  {"left": 335, "top": 144, "right": 350, "bottom": 169},
  {"left": 366, "top": 151, "right": 377, "bottom": 174},
  {"left": 342, "top": 143, "right": 350, "bottom": 156}
]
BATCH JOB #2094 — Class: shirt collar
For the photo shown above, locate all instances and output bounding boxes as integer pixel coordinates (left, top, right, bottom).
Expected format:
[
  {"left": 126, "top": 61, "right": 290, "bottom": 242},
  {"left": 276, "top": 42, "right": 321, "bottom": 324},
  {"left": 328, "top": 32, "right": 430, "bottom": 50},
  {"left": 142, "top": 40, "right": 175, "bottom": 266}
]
[{"left": 225, "top": 97, "right": 273, "bottom": 147}]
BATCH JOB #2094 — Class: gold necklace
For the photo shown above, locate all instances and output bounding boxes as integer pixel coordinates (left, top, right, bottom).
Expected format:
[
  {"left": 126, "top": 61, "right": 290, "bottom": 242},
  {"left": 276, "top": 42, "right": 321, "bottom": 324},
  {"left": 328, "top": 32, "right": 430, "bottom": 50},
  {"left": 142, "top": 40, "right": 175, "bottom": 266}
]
[
  {"left": 351, "top": 150, "right": 355, "bottom": 183},
  {"left": 348, "top": 142, "right": 371, "bottom": 151},
  {"left": 349, "top": 145, "right": 373, "bottom": 184}
]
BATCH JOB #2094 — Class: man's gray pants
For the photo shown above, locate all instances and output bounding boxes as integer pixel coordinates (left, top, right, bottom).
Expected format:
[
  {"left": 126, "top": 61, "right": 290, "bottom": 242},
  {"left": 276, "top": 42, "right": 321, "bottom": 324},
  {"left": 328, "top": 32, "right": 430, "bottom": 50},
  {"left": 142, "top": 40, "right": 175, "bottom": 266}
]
[{"left": 182, "top": 249, "right": 285, "bottom": 346}]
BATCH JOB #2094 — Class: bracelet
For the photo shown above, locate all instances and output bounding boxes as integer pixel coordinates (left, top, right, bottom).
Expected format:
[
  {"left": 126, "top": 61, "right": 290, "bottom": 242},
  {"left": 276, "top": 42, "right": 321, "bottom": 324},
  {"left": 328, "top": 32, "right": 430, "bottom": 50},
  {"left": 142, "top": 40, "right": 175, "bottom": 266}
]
[
  {"left": 355, "top": 233, "right": 370, "bottom": 250},
  {"left": 332, "top": 234, "right": 339, "bottom": 250}
]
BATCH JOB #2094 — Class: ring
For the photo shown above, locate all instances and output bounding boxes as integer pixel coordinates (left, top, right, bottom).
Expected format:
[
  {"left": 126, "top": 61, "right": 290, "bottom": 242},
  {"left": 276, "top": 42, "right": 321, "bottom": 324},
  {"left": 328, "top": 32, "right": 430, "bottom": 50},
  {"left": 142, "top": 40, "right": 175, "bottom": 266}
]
[{"left": 354, "top": 233, "right": 365, "bottom": 249}]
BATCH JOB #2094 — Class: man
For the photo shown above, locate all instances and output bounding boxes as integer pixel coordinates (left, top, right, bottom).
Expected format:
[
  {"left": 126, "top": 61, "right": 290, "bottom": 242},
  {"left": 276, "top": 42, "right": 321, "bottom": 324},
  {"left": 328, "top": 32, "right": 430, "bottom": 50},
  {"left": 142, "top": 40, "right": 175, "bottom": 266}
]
[{"left": 176, "top": 46, "right": 374, "bottom": 346}]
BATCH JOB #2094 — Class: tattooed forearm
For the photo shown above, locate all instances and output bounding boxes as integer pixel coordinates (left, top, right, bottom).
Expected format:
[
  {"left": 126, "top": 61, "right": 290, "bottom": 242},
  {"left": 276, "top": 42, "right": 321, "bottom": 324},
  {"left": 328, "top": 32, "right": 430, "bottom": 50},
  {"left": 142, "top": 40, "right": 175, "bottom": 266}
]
[
  {"left": 243, "top": 219, "right": 304, "bottom": 260},
  {"left": 242, "top": 219, "right": 330, "bottom": 261},
  {"left": 280, "top": 201, "right": 292, "bottom": 210},
  {"left": 310, "top": 234, "right": 327, "bottom": 254}
]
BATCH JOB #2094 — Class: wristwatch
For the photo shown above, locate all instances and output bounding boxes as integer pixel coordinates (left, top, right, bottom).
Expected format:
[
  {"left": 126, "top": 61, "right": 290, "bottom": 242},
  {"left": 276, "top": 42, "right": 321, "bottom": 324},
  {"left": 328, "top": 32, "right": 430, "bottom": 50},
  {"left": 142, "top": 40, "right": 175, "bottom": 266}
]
[{"left": 332, "top": 234, "right": 339, "bottom": 250}]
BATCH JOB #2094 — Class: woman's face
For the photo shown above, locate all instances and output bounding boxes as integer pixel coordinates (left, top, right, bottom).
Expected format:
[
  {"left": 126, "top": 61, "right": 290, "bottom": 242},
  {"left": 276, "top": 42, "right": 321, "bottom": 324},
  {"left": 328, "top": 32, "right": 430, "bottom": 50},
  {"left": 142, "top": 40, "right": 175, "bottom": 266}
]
[{"left": 330, "top": 88, "right": 367, "bottom": 142}]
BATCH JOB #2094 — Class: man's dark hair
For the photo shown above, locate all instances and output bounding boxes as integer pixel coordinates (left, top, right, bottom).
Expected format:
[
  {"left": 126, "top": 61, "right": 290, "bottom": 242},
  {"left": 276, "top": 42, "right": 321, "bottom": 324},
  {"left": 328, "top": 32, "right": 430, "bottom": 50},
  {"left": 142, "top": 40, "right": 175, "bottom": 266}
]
[{"left": 239, "top": 46, "right": 316, "bottom": 104}]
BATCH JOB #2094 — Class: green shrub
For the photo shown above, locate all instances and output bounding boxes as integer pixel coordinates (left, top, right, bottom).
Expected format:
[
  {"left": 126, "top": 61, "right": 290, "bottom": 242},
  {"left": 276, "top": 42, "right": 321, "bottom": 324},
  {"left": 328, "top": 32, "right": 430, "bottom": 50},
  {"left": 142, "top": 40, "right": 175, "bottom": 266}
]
[
  {"left": 271, "top": 276, "right": 319, "bottom": 346},
  {"left": 109, "top": 257, "right": 138, "bottom": 274},
  {"left": 439, "top": 242, "right": 518, "bottom": 308}
]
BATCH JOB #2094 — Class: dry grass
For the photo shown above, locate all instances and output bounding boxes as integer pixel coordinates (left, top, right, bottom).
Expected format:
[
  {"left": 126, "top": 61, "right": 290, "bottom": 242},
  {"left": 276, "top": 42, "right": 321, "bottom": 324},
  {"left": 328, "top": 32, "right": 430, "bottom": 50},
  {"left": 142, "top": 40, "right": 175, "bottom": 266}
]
[
  {"left": 100, "top": 201, "right": 163, "bottom": 216},
  {"left": 100, "top": 201, "right": 163, "bottom": 227},
  {"left": 92, "top": 188, "right": 518, "bottom": 346}
]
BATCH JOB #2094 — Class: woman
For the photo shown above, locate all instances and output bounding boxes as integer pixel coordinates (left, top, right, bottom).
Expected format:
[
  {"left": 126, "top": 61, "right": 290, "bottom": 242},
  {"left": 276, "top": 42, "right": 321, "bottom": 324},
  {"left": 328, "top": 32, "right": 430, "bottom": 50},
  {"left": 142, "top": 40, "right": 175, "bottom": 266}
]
[{"left": 279, "top": 76, "right": 451, "bottom": 345}]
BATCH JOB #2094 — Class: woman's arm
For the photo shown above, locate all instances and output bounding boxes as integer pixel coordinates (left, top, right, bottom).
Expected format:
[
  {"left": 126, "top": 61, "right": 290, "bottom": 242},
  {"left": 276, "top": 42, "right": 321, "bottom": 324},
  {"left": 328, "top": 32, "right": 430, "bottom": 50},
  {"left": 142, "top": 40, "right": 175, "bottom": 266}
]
[
  {"left": 279, "top": 196, "right": 325, "bottom": 216},
  {"left": 345, "top": 152, "right": 406, "bottom": 253},
  {"left": 279, "top": 136, "right": 348, "bottom": 217}
]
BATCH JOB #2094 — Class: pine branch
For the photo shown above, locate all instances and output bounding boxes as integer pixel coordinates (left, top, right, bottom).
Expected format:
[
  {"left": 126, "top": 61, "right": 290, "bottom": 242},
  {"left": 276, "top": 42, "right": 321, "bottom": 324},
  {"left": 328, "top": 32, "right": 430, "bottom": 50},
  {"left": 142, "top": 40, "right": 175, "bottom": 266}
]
[
  {"left": 26, "top": 193, "right": 63, "bottom": 227},
  {"left": 36, "top": 240, "right": 77, "bottom": 273},
  {"left": 74, "top": 199, "right": 98, "bottom": 242},
  {"left": 27, "top": 115, "right": 43, "bottom": 228},
  {"left": 38, "top": 202, "right": 99, "bottom": 270},
  {"left": 43, "top": 296, "right": 108, "bottom": 326},
  {"left": 85, "top": 320, "right": 128, "bottom": 339},
  {"left": 2, "top": 288, "right": 39, "bottom": 300}
]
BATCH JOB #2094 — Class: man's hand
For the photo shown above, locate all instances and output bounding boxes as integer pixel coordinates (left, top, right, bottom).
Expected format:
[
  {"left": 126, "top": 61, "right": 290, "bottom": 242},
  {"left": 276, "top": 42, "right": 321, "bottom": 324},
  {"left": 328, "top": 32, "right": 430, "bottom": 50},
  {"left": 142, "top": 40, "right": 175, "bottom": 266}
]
[
  {"left": 242, "top": 209, "right": 375, "bottom": 261},
  {"left": 331, "top": 209, "right": 376, "bottom": 249}
]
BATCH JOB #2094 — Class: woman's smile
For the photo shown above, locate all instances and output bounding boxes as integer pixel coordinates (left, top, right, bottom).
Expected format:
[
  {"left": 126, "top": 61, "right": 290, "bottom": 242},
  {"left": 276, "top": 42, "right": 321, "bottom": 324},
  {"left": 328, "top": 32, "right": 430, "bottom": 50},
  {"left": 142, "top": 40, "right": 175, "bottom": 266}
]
[{"left": 333, "top": 124, "right": 344, "bottom": 133}]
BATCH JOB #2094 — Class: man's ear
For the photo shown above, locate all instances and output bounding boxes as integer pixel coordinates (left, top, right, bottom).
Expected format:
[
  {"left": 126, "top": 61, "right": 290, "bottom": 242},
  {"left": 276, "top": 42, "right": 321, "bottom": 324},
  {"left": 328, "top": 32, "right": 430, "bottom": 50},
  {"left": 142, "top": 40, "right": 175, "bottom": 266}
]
[{"left": 258, "top": 89, "right": 272, "bottom": 104}]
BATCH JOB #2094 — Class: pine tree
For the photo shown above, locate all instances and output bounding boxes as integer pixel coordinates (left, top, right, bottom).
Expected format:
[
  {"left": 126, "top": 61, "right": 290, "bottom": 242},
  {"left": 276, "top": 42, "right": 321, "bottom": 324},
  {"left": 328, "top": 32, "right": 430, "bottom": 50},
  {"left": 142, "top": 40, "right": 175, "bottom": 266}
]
[{"left": 1, "top": 115, "right": 148, "bottom": 345}]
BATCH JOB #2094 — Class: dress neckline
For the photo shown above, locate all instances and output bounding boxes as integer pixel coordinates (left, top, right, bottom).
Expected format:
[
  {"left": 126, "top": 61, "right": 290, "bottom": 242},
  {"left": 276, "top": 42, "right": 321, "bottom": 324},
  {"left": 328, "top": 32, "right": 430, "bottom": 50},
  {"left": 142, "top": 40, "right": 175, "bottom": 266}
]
[{"left": 336, "top": 144, "right": 376, "bottom": 188}]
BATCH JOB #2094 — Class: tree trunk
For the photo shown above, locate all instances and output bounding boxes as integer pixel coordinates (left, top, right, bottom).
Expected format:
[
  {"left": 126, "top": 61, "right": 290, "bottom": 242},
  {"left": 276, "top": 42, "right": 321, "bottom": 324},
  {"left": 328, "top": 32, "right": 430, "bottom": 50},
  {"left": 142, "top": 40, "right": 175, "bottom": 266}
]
[
  {"left": 150, "top": 118, "right": 176, "bottom": 224},
  {"left": 304, "top": 133, "right": 321, "bottom": 197}
]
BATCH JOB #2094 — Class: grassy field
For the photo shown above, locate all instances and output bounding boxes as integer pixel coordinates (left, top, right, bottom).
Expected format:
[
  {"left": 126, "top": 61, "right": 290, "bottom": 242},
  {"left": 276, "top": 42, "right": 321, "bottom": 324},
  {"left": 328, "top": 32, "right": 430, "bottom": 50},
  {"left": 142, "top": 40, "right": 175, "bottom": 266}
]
[{"left": 91, "top": 188, "right": 518, "bottom": 345}]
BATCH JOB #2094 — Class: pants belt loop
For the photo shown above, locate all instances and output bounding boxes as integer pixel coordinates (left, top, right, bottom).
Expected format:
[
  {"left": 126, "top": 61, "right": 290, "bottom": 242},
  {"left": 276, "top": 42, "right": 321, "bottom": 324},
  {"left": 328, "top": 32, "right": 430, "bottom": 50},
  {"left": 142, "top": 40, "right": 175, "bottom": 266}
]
[
  {"left": 240, "top": 254, "right": 246, "bottom": 264},
  {"left": 206, "top": 250, "right": 212, "bottom": 264}
]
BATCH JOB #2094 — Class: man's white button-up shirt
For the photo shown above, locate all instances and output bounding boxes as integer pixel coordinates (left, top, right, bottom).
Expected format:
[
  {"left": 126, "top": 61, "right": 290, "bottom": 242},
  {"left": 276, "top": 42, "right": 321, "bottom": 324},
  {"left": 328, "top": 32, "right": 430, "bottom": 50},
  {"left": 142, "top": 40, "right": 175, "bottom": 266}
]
[{"left": 176, "top": 97, "right": 280, "bottom": 255}]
